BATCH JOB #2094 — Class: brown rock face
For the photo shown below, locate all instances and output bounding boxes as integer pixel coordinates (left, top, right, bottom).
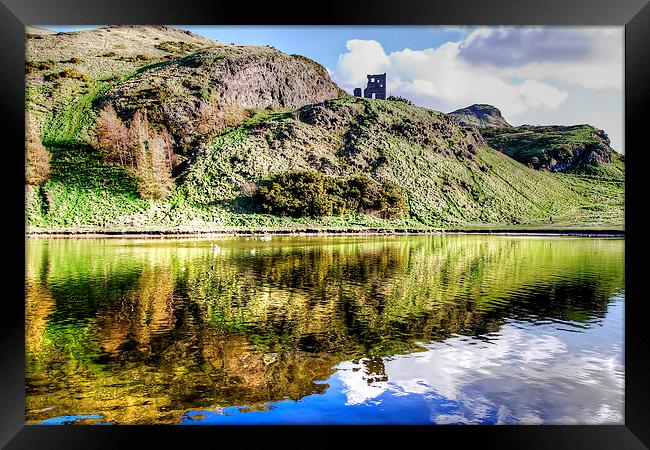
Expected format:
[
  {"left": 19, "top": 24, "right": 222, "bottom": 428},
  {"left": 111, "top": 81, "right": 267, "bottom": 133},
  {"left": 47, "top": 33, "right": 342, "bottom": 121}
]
[{"left": 101, "top": 47, "right": 347, "bottom": 143}]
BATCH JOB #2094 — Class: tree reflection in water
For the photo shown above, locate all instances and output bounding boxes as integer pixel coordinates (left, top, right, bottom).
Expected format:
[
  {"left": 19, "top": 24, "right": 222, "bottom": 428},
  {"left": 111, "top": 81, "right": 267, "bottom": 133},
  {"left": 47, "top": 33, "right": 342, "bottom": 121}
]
[{"left": 25, "top": 235, "right": 624, "bottom": 424}]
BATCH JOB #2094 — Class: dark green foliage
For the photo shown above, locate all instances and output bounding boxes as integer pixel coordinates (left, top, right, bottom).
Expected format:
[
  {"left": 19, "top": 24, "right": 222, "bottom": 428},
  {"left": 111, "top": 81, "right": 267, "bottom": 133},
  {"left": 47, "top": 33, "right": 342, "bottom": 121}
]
[
  {"left": 254, "top": 171, "right": 342, "bottom": 218},
  {"left": 44, "top": 69, "right": 89, "bottom": 82},
  {"left": 341, "top": 175, "right": 408, "bottom": 219},
  {"left": 25, "top": 60, "right": 55, "bottom": 74},
  {"left": 254, "top": 171, "right": 408, "bottom": 219},
  {"left": 154, "top": 41, "right": 201, "bottom": 55},
  {"left": 387, "top": 95, "right": 413, "bottom": 106}
]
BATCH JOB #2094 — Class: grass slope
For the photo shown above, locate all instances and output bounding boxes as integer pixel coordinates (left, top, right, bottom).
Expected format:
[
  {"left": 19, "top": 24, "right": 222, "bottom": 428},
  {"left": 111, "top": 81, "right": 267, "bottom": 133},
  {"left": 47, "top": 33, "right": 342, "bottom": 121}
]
[
  {"left": 26, "top": 98, "right": 624, "bottom": 232},
  {"left": 482, "top": 124, "right": 625, "bottom": 179}
]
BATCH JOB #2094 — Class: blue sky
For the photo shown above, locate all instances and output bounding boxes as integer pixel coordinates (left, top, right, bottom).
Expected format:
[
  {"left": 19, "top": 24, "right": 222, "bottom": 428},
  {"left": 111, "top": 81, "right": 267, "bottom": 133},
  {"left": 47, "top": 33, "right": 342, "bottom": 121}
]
[{"left": 42, "top": 25, "right": 624, "bottom": 152}]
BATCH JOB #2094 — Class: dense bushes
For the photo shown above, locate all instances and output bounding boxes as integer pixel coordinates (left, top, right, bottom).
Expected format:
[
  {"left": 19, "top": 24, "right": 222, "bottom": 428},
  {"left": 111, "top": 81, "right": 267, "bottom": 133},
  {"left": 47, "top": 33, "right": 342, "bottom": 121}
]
[
  {"left": 25, "top": 60, "right": 55, "bottom": 74},
  {"left": 254, "top": 171, "right": 408, "bottom": 219},
  {"left": 25, "top": 116, "right": 51, "bottom": 185},
  {"left": 94, "top": 105, "right": 176, "bottom": 199},
  {"left": 154, "top": 41, "right": 201, "bottom": 54},
  {"left": 44, "top": 68, "right": 89, "bottom": 82},
  {"left": 387, "top": 95, "right": 413, "bottom": 106}
]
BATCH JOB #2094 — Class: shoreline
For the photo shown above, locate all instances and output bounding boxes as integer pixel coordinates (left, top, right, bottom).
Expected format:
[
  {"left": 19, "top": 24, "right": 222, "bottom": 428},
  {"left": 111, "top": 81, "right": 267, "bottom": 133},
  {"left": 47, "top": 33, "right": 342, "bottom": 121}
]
[{"left": 25, "top": 228, "right": 625, "bottom": 238}]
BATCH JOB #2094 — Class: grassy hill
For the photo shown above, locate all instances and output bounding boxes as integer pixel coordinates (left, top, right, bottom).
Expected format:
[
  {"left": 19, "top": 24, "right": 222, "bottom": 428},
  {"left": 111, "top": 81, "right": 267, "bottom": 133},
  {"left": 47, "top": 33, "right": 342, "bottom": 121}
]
[
  {"left": 447, "top": 104, "right": 623, "bottom": 179},
  {"left": 482, "top": 124, "right": 625, "bottom": 179},
  {"left": 448, "top": 104, "right": 512, "bottom": 128},
  {"left": 25, "top": 26, "right": 624, "bottom": 233}
]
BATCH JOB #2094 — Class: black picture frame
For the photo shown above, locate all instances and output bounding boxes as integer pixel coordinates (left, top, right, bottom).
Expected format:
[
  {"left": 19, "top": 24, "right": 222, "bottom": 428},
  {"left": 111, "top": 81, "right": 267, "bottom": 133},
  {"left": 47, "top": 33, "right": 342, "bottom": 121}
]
[{"left": 2, "top": 0, "right": 648, "bottom": 447}]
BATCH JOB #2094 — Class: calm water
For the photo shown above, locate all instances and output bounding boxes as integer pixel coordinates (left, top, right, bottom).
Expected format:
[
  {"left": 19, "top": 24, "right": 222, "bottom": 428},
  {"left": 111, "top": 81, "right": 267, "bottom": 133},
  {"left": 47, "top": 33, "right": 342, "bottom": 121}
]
[{"left": 25, "top": 235, "right": 625, "bottom": 425}]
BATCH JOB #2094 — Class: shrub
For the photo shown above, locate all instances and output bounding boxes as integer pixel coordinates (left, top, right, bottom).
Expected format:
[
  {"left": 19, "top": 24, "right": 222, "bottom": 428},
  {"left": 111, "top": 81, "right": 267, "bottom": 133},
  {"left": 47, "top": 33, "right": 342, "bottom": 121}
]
[
  {"left": 342, "top": 175, "right": 407, "bottom": 218},
  {"left": 44, "top": 68, "right": 89, "bottom": 82},
  {"left": 25, "top": 60, "right": 55, "bottom": 74},
  {"left": 387, "top": 95, "right": 413, "bottom": 106},
  {"left": 25, "top": 116, "right": 51, "bottom": 185},
  {"left": 94, "top": 104, "right": 133, "bottom": 167},
  {"left": 254, "top": 171, "right": 408, "bottom": 219},
  {"left": 254, "top": 171, "right": 344, "bottom": 217},
  {"left": 120, "top": 54, "right": 153, "bottom": 63}
]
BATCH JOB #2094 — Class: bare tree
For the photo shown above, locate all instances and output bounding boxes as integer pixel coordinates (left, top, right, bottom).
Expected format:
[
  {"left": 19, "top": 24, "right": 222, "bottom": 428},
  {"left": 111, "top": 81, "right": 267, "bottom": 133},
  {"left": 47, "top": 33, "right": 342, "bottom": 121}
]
[
  {"left": 25, "top": 115, "right": 51, "bottom": 186},
  {"left": 94, "top": 104, "right": 132, "bottom": 167},
  {"left": 94, "top": 106, "right": 181, "bottom": 200}
]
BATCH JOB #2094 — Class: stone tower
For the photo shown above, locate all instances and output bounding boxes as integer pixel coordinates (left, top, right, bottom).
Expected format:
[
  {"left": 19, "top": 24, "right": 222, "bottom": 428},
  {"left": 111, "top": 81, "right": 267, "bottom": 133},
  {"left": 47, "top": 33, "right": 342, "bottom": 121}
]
[{"left": 353, "top": 73, "right": 386, "bottom": 99}]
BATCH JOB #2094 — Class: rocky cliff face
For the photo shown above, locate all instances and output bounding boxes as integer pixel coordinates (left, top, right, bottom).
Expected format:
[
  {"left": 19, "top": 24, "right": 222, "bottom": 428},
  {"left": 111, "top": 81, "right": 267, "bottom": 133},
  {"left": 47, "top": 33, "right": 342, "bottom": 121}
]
[
  {"left": 25, "top": 26, "right": 216, "bottom": 132},
  {"left": 26, "top": 26, "right": 346, "bottom": 144},
  {"left": 101, "top": 47, "right": 346, "bottom": 143},
  {"left": 447, "top": 103, "right": 623, "bottom": 178},
  {"left": 448, "top": 104, "right": 512, "bottom": 128}
]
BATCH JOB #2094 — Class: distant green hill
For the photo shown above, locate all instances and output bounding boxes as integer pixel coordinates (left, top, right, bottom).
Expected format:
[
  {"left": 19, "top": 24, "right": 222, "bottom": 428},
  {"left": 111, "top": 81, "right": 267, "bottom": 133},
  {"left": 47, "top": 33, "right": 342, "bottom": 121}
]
[
  {"left": 25, "top": 26, "right": 624, "bottom": 233},
  {"left": 449, "top": 104, "right": 512, "bottom": 128},
  {"left": 448, "top": 104, "right": 623, "bottom": 179},
  {"left": 482, "top": 124, "right": 625, "bottom": 179}
]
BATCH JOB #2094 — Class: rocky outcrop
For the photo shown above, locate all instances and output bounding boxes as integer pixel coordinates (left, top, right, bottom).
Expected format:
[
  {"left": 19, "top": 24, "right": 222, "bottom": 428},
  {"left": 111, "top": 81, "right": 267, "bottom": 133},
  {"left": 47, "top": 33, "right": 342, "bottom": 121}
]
[
  {"left": 482, "top": 124, "right": 624, "bottom": 178},
  {"left": 26, "top": 26, "right": 345, "bottom": 144},
  {"left": 449, "top": 104, "right": 512, "bottom": 128},
  {"left": 101, "top": 46, "right": 346, "bottom": 144}
]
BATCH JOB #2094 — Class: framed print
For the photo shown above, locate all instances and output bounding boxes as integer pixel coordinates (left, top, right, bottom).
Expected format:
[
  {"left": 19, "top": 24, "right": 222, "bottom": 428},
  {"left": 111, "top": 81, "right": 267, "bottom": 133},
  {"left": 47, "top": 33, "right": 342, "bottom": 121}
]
[{"left": 1, "top": 0, "right": 649, "bottom": 447}]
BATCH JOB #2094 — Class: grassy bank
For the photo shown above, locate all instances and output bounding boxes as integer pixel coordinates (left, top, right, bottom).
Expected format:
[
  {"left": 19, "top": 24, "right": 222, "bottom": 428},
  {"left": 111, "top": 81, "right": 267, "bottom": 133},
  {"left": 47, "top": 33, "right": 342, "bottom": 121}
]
[{"left": 26, "top": 101, "right": 624, "bottom": 234}]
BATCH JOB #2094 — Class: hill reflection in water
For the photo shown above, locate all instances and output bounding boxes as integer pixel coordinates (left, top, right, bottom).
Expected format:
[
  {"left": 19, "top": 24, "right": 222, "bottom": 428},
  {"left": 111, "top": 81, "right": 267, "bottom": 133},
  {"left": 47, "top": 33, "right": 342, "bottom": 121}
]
[{"left": 25, "top": 235, "right": 624, "bottom": 424}]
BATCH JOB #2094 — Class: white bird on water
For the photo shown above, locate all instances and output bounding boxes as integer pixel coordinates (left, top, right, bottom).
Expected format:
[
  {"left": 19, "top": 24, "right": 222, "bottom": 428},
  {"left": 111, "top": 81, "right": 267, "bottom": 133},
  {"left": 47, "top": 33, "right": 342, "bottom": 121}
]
[
  {"left": 213, "top": 243, "right": 221, "bottom": 256},
  {"left": 259, "top": 235, "right": 272, "bottom": 241}
]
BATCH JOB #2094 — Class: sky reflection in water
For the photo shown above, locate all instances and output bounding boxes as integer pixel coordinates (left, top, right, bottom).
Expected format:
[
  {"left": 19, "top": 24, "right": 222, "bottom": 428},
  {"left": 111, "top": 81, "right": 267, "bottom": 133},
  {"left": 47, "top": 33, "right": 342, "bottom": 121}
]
[{"left": 182, "top": 297, "right": 624, "bottom": 425}]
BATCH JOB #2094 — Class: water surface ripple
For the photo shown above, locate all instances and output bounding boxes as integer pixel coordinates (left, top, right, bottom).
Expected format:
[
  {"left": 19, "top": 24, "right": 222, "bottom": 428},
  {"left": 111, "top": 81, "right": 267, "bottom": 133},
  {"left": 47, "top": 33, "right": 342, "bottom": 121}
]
[{"left": 25, "top": 235, "right": 624, "bottom": 424}]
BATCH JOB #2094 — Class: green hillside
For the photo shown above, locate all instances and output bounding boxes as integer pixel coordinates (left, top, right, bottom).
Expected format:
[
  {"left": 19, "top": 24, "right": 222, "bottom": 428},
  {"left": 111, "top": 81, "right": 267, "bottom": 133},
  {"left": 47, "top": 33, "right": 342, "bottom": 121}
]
[
  {"left": 25, "top": 26, "right": 624, "bottom": 233},
  {"left": 482, "top": 124, "right": 625, "bottom": 179}
]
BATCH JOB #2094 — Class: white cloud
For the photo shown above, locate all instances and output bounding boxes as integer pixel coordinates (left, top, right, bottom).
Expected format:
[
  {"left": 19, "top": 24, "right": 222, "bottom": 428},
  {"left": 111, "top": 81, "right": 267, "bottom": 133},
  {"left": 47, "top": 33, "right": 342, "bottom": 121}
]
[
  {"left": 336, "top": 39, "right": 390, "bottom": 89},
  {"left": 334, "top": 323, "right": 624, "bottom": 424},
  {"left": 474, "top": 28, "right": 624, "bottom": 91},
  {"left": 333, "top": 39, "right": 569, "bottom": 119},
  {"left": 331, "top": 28, "right": 623, "bottom": 145}
]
